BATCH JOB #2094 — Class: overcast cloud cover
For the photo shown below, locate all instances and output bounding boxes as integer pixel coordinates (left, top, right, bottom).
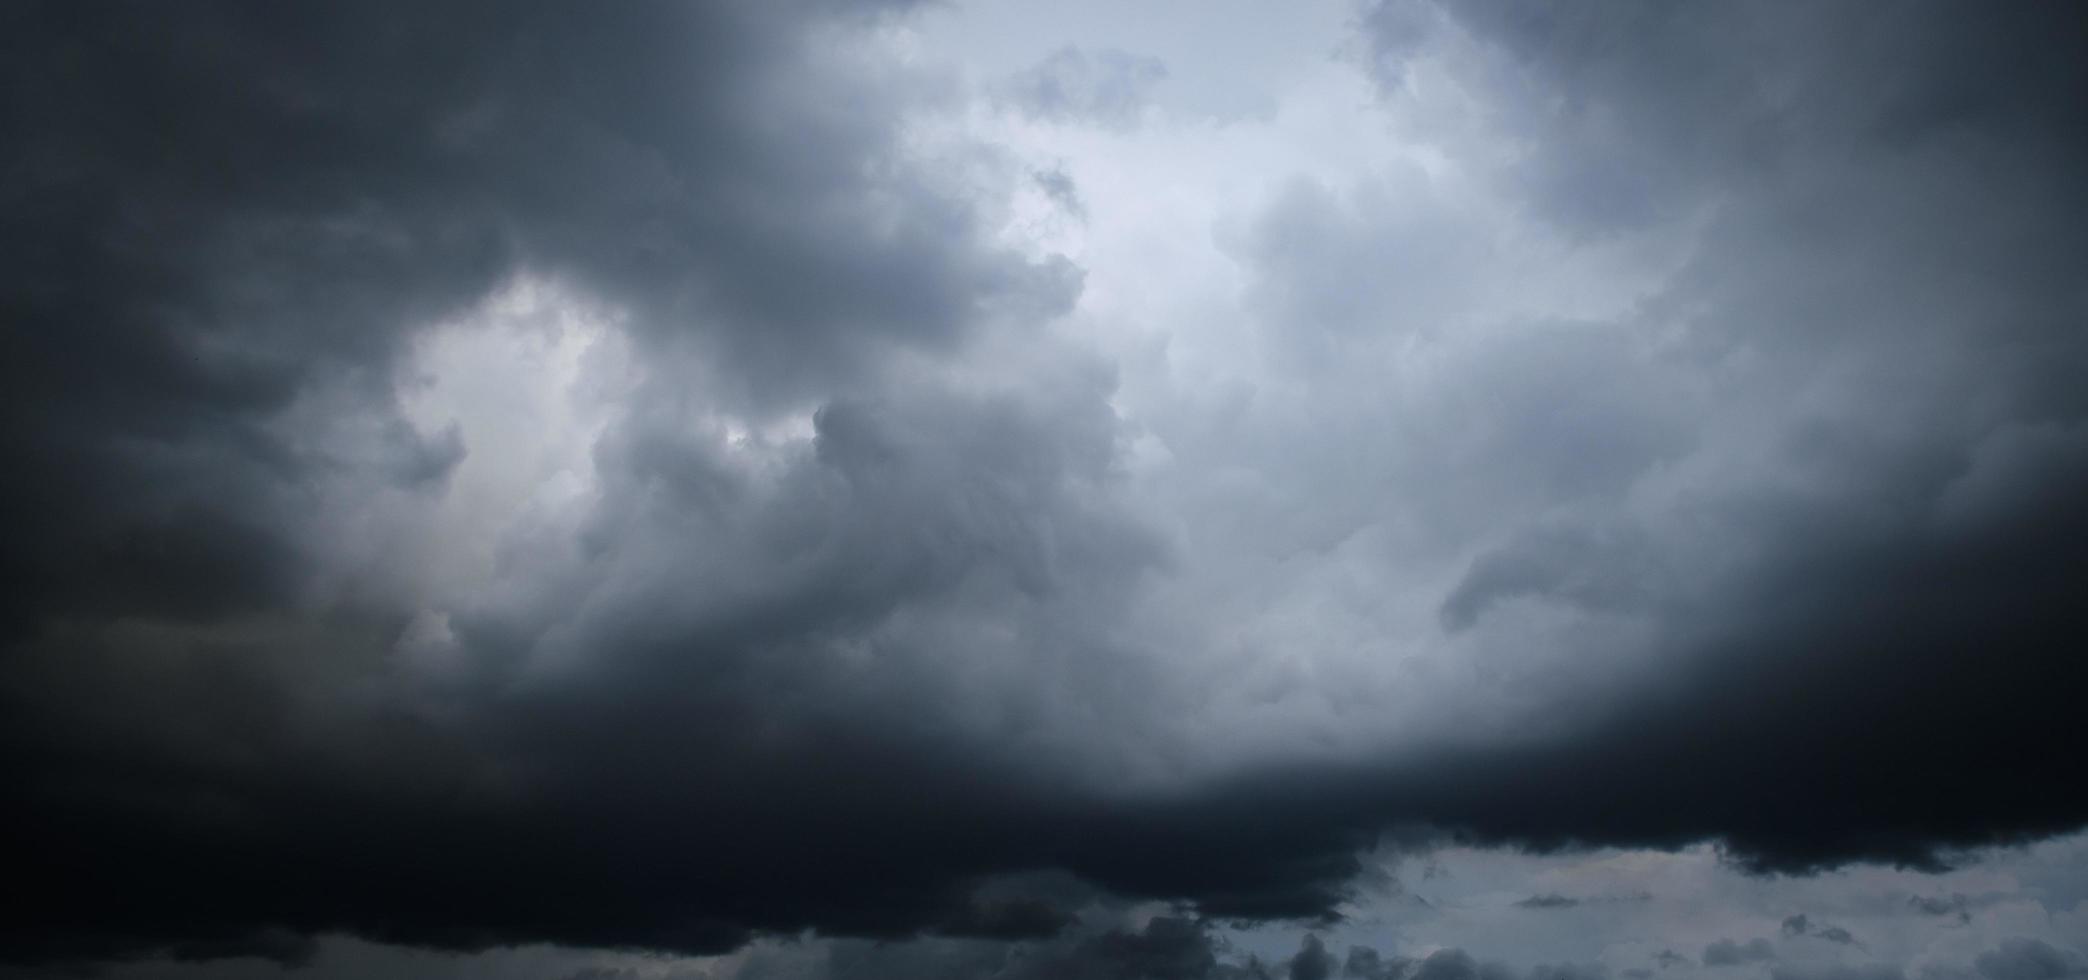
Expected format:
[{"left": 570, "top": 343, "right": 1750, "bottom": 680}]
[{"left": 2, "top": 0, "right": 2085, "bottom": 977}]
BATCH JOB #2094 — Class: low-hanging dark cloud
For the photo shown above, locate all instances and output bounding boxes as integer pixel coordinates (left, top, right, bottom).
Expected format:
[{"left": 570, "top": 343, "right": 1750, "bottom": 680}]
[
  {"left": 4, "top": 0, "right": 2088, "bottom": 971},
  {"left": 1250, "top": 0, "right": 2088, "bottom": 873},
  {"left": 0, "top": 0, "right": 1104, "bottom": 965}
]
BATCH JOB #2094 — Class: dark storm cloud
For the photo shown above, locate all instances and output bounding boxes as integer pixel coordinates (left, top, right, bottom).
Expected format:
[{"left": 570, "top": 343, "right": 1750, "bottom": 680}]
[
  {"left": 779, "top": 0, "right": 2088, "bottom": 941},
  {"left": 733, "top": 917, "right": 1475, "bottom": 980},
  {"left": 1186, "top": 0, "right": 2088, "bottom": 874},
  {"left": 1516, "top": 895, "right": 1580, "bottom": 910},
  {"left": 0, "top": 0, "right": 1077, "bottom": 605},
  {"left": 0, "top": 0, "right": 1106, "bottom": 967},
  {"left": 0, "top": 363, "right": 1182, "bottom": 964},
  {"left": 726, "top": 932, "right": 2082, "bottom": 980},
  {"left": 7, "top": 0, "right": 2088, "bottom": 972},
  {"left": 0, "top": 0, "right": 1073, "bottom": 630},
  {"left": 0, "top": 0, "right": 1350, "bottom": 964},
  {"left": 1366, "top": 1, "right": 2088, "bottom": 236},
  {"left": 754, "top": 916, "right": 1270, "bottom": 980}
]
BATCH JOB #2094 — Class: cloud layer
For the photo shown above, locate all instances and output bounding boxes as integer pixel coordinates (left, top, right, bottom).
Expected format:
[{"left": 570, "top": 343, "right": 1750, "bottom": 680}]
[{"left": 3, "top": 0, "right": 2086, "bottom": 971}]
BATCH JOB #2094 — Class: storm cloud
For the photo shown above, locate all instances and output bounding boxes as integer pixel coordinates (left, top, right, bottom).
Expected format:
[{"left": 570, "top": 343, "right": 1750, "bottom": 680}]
[{"left": 3, "top": 0, "right": 2087, "bottom": 974}]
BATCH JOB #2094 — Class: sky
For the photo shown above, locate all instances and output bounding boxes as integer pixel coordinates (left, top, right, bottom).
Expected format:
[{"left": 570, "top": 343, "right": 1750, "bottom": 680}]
[{"left": 1, "top": 1, "right": 2085, "bottom": 978}]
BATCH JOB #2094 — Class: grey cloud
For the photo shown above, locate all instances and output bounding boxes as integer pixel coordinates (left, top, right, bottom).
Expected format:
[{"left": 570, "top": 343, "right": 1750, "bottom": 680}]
[
  {"left": 1438, "top": 522, "right": 1666, "bottom": 631},
  {"left": 1782, "top": 917, "right": 1857, "bottom": 947},
  {"left": 1235, "top": 175, "right": 1494, "bottom": 348},
  {"left": 719, "top": 920, "right": 1381, "bottom": 980},
  {"left": 1703, "top": 940, "right": 1776, "bottom": 968},
  {"left": 1002, "top": 46, "right": 1168, "bottom": 127},
  {"left": 1331, "top": 950, "right": 1603, "bottom": 980},
  {"left": 1769, "top": 968, "right": 1902, "bottom": 980},
  {"left": 1416, "top": 950, "right": 1487, "bottom": 980},
  {"left": 1277, "top": 0, "right": 2088, "bottom": 874},
  {"left": 1366, "top": 2, "right": 2088, "bottom": 236},
  {"left": 1528, "top": 967, "right": 1610, "bottom": 980},
  {"left": 1035, "top": 167, "right": 1087, "bottom": 220},
  {"left": 3, "top": 358, "right": 1178, "bottom": 961},
  {"left": 1069, "top": 918, "right": 1238, "bottom": 980},
  {"left": 1516, "top": 894, "right": 1580, "bottom": 910},
  {"left": 1229, "top": 176, "right": 1695, "bottom": 532},
  {"left": 386, "top": 420, "right": 469, "bottom": 488},
  {"left": 8, "top": 0, "right": 2088, "bottom": 971},
  {"left": 1294, "top": 935, "right": 1338, "bottom": 980},
  {"left": 0, "top": 0, "right": 1112, "bottom": 966},
  {"left": 0, "top": 0, "right": 1075, "bottom": 630},
  {"left": 1347, "top": 946, "right": 1415, "bottom": 980},
  {"left": 1906, "top": 894, "right": 1974, "bottom": 924},
  {"left": 1414, "top": 950, "right": 1523, "bottom": 980},
  {"left": 1975, "top": 940, "right": 2086, "bottom": 980}
]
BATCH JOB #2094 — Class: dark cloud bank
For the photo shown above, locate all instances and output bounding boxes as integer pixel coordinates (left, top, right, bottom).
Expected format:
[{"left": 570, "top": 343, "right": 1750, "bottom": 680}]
[
  {"left": 708, "top": 927, "right": 2087, "bottom": 980},
  {"left": 2, "top": 0, "right": 2087, "bottom": 972}
]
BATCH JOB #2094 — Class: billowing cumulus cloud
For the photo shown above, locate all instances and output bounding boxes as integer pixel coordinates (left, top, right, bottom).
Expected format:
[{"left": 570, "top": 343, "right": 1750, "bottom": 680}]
[{"left": 3, "top": 0, "right": 2087, "bottom": 975}]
